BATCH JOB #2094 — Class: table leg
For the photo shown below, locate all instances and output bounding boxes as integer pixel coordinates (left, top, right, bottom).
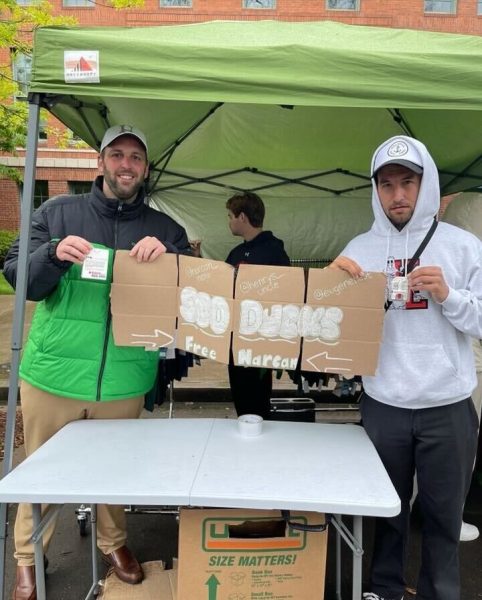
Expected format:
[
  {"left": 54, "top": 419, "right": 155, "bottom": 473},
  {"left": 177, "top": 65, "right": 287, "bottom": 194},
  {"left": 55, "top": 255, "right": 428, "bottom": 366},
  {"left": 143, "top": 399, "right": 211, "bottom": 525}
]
[
  {"left": 32, "top": 504, "right": 46, "bottom": 600},
  {"left": 335, "top": 513, "right": 342, "bottom": 600},
  {"left": 91, "top": 504, "right": 98, "bottom": 588},
  {"left": 31, "top": 504, "right": 100, "bottom": 600},
  {"left": 352, "top": 516, "right": 363, "bottom": 600}
]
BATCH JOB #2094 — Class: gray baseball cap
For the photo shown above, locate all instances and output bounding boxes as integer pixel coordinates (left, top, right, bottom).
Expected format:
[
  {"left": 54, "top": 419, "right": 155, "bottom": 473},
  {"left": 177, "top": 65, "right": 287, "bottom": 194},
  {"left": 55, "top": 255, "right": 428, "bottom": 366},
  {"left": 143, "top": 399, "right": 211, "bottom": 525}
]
[
  {"left": 100, "top": 124, "right": 148, "bottom": 154},
  {"left": 372, "top": 137, "right": 423, "bottom": 178}
]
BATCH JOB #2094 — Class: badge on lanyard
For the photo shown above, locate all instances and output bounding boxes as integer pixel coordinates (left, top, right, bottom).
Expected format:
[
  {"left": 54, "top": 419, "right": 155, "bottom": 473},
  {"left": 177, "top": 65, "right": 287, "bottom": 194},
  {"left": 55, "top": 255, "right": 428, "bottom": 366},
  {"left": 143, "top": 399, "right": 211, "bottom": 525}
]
[
  {"left": 389, "top": 276, "right": 409, "bottom": 302},
  {"left": 81, "top": 248, "right": 109, "bottom": 281}
]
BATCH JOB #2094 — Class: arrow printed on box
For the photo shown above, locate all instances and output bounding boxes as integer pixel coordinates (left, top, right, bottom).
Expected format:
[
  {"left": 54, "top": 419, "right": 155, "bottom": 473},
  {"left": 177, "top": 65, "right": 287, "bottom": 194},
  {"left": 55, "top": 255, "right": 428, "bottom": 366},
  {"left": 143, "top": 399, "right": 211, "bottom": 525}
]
[
  {"left": 130, "top": 329, "right": 174, "bottom": 349},
  {"left": 205, "top": 574, "right": 220, "bottom": 600},
  {"left": 306, "top": 351, "right": 352, "bottom": 373}
]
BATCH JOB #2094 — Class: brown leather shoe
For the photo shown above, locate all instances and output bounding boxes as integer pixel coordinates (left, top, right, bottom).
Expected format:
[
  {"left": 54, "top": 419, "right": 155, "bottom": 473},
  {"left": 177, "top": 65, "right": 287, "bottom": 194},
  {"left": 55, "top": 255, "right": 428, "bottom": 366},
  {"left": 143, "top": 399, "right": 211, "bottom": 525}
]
[
  {"left": 103, "top": 545, "right": 143, "bottom": 585},
  {"left": 12, "top": 565, "right": 36, "bottom": 600}
]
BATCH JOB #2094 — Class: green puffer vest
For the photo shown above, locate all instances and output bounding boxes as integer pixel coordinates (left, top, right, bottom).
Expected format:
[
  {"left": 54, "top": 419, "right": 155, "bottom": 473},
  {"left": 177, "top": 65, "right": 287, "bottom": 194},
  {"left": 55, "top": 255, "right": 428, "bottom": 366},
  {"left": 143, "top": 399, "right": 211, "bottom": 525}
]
[{"left": 20, "top": 245, "right": 158, "bottom": 401}]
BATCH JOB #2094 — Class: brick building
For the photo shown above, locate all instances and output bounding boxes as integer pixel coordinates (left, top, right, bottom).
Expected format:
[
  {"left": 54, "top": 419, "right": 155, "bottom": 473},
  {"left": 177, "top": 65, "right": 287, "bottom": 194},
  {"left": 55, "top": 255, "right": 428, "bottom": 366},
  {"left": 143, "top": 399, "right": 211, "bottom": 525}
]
[{"left": 1, "top": 0, "right": 481, "bottom": 231}]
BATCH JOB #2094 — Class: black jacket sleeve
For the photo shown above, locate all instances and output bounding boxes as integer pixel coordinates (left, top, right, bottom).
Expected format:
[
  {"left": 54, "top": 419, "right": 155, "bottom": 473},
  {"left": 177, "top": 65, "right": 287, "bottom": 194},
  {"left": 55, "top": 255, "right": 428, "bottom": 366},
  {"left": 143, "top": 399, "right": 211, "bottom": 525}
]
[
  {"left": 3, "top": 205, "right": 71, "bottom": 301},
  {"left": 144, "top": 206, "right": 192, "bottom": 256},
  {"left": 163, "top": 226, "right": 192, "bottom": 256}
]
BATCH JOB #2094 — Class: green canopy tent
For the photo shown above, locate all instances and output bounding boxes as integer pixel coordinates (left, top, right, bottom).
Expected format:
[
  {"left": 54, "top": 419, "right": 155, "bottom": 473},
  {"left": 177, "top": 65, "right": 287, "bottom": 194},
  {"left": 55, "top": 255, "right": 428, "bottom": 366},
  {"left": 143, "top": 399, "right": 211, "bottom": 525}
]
[
  {"left": 28, "top": 20, "right": 482, "bottom": 260},
  {"left": 2, "top": 20, "right": 482, "bottom": 598}
]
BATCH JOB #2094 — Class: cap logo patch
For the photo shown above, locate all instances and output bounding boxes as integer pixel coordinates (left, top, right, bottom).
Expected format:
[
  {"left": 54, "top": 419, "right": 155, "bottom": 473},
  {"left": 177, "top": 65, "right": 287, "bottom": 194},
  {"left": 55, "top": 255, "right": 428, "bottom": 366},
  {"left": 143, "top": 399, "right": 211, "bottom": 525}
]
[{"left": 387, "top": 141, "right": 409, "bottom": 158}]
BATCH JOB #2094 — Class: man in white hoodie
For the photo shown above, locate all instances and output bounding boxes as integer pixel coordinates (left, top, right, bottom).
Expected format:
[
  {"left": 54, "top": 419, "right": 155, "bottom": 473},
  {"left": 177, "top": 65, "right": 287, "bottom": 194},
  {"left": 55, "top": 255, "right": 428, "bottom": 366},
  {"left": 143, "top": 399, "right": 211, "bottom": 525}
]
[
  {"left": 442, "top": 192, "right": 482, "bottom": 542},
  {"left": 331, "top": 136, "right": 482, "bottom": 600}
]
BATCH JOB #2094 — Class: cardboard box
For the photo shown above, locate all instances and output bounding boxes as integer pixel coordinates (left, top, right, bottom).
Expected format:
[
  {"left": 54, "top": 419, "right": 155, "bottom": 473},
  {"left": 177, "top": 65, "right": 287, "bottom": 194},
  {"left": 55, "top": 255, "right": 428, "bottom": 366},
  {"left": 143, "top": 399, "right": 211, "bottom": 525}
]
[
  {"left": 301, "top": 269, "right": 386, "bottom": 376},
  {"left": 232, "top": 264, "right": 306, "bottom": 371},
  {"left": 177, "top": 508, "right": 327, "bottom": 600},
  {"left": 111, "top": 251, "right": 178, "bottom": 350},
  {"left": 177, "top": 255, "right": 234, "bottom": 364},
  {"left": 101, "top": 560, "right": 177, "bottom": 599}
]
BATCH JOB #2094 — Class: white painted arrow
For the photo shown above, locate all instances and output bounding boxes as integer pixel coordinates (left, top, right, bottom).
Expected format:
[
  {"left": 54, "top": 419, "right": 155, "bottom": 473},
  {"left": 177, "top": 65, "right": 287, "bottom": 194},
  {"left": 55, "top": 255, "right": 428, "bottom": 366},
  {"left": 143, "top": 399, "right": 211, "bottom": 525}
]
[
  {"left": 131, "top": 329, "right": 174, "bottom": 350},
  {"left": 305, "top": 351, "right": 352, "bottom": 373}
]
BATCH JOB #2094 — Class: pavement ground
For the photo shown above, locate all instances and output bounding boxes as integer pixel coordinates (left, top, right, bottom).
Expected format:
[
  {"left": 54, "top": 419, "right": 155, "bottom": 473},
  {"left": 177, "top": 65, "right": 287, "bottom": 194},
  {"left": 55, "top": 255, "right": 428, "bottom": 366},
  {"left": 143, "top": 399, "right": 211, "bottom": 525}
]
[{"left": 0, "top": 295, "right": 482, "bottom": 598}]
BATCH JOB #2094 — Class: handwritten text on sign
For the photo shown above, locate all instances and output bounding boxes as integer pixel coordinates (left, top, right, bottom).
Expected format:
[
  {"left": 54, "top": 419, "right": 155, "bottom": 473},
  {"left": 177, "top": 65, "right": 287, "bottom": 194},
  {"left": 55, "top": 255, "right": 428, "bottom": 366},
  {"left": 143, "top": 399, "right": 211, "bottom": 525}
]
[{"left": 111, "top": 253, "right": 386, "bottom": 375}]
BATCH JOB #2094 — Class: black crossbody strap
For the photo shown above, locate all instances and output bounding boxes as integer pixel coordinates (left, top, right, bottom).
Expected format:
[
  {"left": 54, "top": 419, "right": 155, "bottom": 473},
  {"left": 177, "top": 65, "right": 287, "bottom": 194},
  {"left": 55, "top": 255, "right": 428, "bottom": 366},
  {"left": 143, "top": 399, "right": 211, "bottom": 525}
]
[
  {"left": 385, "top": 216, "right": 438, "bottom": 311},
  {"left": 404, "top": 217, "right": 438, "bottom": 275}
]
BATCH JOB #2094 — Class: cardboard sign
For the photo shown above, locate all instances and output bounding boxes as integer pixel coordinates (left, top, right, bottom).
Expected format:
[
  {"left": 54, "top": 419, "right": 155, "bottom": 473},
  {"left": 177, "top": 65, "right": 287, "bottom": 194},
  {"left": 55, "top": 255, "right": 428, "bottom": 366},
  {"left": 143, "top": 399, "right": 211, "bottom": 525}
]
[
  {"left": 111, "top": 251, "right": 178, "bottom": 350},
  {"left": 177, "top": 255, "right": 234, "bottom": 364},
  {"left": 301, "top": 269, "right": 386, "bottom": 376},
  {"left": 111, "top": 255, "right": 386, "bottom": 376},
  {"left": 177, "top": 508, "right": 327, "bottom": 600},
  {"left": 232, "top": 264, "right": 305, "bottom": 370}
]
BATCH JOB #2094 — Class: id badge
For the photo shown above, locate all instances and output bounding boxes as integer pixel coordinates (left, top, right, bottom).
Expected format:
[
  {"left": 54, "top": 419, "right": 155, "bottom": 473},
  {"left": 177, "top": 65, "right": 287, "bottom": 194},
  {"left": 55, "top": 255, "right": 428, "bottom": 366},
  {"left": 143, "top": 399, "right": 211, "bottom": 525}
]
[
  {"left": 389, "top": 276, "right": 409, "bottom": 302},
  {"left": 81, "top": 248, "right": 109, "bottom": 281}
]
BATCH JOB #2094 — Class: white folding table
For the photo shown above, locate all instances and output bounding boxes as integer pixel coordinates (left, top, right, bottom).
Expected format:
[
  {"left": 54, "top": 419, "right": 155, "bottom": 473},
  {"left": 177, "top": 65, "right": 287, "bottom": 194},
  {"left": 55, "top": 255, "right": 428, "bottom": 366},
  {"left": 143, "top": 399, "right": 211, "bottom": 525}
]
[{"left": 0, "top": 418, "right": 400, "bottom": 600}]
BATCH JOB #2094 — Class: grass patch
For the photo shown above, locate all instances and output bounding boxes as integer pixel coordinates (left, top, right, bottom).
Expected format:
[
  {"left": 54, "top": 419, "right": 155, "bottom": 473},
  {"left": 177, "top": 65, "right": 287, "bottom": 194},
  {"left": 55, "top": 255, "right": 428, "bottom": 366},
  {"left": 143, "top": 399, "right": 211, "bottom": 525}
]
[{"left": 0, "top": 272, "right": 14, "bottom": 295}]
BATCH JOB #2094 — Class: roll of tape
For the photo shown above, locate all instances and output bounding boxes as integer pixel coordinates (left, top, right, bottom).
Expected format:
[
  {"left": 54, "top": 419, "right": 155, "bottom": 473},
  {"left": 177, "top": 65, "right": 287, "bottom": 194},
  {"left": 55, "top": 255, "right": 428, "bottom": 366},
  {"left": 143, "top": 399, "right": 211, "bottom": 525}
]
[{"left": 237, "top": 414, "right": 263, "bottom": 437}]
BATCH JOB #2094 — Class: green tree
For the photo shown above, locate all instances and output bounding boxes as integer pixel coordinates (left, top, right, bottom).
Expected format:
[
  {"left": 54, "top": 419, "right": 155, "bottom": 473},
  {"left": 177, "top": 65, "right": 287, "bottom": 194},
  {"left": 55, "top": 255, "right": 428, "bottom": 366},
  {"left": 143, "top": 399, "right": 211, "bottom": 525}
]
[
  {"left": 0, "top": 0, "right": 143, "bottom": 182},
  {"left": 0, "top": 0, "right": 75, "bottom": 181}
]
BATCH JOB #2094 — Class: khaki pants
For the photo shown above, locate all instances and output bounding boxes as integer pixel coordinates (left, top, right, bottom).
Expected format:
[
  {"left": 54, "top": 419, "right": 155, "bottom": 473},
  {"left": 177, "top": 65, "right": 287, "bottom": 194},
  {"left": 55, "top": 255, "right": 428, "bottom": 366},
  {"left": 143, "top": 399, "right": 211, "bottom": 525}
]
[{"left": 14, "top": 381, "right": 144, "bottom": 566}]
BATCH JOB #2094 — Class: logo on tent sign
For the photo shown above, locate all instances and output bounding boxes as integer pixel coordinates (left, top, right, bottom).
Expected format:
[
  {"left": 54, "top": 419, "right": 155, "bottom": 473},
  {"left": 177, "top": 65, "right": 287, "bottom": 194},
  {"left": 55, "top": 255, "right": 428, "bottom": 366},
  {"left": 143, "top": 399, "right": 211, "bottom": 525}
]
[{"left": 64, "top": 51, "right": 99, "bottom": 83}]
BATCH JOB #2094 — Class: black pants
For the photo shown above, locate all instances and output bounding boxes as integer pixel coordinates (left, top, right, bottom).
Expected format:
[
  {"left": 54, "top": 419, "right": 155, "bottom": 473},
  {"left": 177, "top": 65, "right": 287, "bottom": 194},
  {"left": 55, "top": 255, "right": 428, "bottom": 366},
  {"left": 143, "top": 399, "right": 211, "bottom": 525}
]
[
  {"left": 361, "top": 394, "right": 478, "bottom": 600},
  {"left": 228, "top": 363, "right": 273, "bottom": 420}
]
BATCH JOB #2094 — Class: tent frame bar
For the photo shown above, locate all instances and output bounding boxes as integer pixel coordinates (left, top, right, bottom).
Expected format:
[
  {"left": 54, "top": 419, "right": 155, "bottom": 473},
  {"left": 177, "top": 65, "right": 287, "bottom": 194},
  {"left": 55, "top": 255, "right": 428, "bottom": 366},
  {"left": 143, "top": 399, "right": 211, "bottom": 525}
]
[
  {"left": 38, "top": 94, "right": 482, "bottom": 196},
  {"left": 388, "top": 109, "right": 415, "bottom": 137},
  {"left": 0, "top": 93, "right": 42, "bottom": 600},
  {"left": 149, "top": 102, "right": 224, "bottom": 192},
  {"left": 151, "top": 166, "right": 373, "bottom": 196},
  {"left": 440, "top": 155, "right": 482, "bottom": 193},
  {"left": 41, "top": 94, "right": 109, "bottom": 149}
]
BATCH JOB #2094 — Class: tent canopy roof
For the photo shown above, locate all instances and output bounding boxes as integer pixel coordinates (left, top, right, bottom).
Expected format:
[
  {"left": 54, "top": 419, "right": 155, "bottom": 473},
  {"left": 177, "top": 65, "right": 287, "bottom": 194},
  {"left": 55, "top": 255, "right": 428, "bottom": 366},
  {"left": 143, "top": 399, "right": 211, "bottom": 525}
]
[
  {"left": 29, "top": 20, "right": 482, "bottom": 259},
  {"left": 32, "top": 20, "right": 482, "bottom": 107}
]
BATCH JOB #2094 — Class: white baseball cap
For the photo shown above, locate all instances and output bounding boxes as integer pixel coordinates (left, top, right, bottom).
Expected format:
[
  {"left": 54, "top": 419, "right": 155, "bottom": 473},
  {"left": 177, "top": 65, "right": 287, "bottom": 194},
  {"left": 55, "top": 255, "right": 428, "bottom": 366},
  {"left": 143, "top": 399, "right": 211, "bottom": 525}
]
[
  {"left": 100, "top": 124, "right": 148, "bottom": 154},
  {"left": 372, "top": 137, "right": 423, "bottom": 178}
]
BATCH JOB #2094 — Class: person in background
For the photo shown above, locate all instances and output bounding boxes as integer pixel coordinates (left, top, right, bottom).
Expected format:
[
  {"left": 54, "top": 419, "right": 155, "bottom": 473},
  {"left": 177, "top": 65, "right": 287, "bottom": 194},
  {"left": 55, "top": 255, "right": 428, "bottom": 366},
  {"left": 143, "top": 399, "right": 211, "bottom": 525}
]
[
  {"left": 225, "top": 191, "right": 290, "bottom": 419},
  {"left": 331, "top": 136, "right": 481, "bottom": 600},
  {"left": 3, "top": 124, "right": 191, "bottom": 600},
  {"left": 442, "top": 192, "right": 482, "bottom": 542}
]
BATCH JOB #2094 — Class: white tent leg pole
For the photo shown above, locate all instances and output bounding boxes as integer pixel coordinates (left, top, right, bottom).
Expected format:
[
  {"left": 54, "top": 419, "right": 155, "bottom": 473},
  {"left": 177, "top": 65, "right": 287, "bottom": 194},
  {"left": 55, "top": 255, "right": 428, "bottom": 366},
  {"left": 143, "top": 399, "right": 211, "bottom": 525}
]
[{"left": 0, "top": 94, "right": 41, "bottom": 600}]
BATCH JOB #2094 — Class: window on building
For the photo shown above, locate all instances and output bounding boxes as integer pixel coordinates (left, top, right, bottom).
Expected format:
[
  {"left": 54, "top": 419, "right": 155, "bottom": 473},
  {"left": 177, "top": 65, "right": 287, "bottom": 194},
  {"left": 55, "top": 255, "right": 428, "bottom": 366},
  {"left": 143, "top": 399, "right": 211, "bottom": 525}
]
[
  {"left": 326, "top": 0, "right": 358, "bottom": 9},
  {"left": 34, "top": 181, "right": 49, "bottom": 207},
  {"left": 243, "top": 0, "right": 276, "bottom": 8},
  {"left": 12, "top": 52, "right": 32, "bottom": 97},
  {"left": 19, "top": 181, "right": 49, "bottom": 209},
  {"left": 160, "top": 0, "right": 192, "bottom": 6},
  {"left": 11, "top": 53, "right": 51, "bottom": 143},
  {"left": 39, "top": 115, "right": 48, "bottom": 142},
  {"left": 69, "top": 181, "right": 92, "bottom": 195},
  {"left": 478, "top": 0, "right": 482, "bottom": 13},
  {"left": 424, "top": 0, "right": 456, "bottom": 13},
  {"left": 63, "top": 0, "right": 94, "bottom": 7}
]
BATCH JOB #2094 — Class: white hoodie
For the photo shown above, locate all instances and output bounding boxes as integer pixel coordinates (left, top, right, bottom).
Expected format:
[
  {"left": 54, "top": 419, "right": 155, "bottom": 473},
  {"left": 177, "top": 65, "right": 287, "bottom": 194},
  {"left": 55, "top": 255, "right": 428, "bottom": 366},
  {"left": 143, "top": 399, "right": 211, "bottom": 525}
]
[{"left": 341, "top": 136, "right": 482, "bottom": 408}]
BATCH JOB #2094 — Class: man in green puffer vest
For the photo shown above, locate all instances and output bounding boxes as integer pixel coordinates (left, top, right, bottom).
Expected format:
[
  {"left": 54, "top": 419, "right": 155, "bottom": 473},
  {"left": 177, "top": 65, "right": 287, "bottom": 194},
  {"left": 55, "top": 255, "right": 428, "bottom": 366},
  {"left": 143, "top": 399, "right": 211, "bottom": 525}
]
[{"left": 3, "top": 124, "right": 191, "bottom": 600}]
